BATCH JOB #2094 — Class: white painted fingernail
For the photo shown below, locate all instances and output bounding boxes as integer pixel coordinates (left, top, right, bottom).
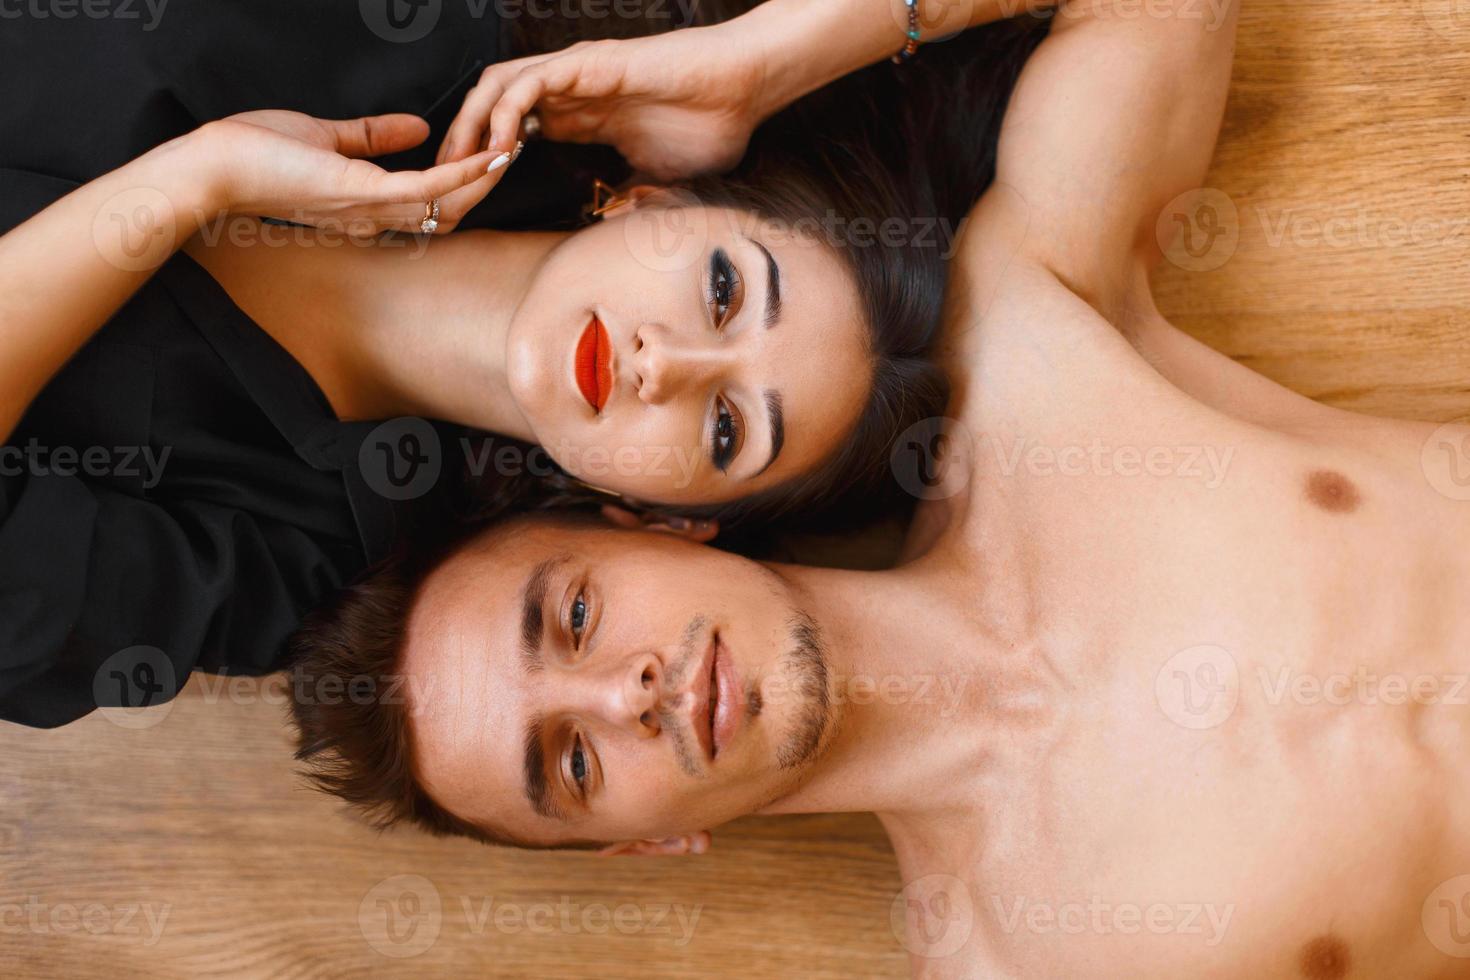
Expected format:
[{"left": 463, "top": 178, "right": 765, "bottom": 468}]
[
  {"left": 487, "top": 152, "right": 512, "bottom": 173},
  {"left": 510, "top": 140, "right": 525, "bottom": 163}
]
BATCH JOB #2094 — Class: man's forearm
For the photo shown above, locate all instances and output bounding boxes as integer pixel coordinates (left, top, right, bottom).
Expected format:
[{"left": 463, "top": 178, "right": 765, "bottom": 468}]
[
  {"left": 734, "top": 0, "right": 1034, "bottom": 121},
  {"left": 0, "top": 131, "right": 221, "bottom": 442}
]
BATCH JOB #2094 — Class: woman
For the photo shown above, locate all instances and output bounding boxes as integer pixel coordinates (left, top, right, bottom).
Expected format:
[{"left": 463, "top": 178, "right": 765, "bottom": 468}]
[{"left": 0, "top": 1, "right": 1043, "bottom": 726}]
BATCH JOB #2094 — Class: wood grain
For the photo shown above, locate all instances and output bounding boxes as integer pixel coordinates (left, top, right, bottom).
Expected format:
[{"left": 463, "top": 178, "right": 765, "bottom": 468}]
[{"left": 5, "top": 2, "right": 1470, "bottom": 976}]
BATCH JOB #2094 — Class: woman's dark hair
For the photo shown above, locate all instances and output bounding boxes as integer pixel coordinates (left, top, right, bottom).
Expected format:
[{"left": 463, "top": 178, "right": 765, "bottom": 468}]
[{"left": 446, "top": 3, "right": 1051, "bottom": 543}]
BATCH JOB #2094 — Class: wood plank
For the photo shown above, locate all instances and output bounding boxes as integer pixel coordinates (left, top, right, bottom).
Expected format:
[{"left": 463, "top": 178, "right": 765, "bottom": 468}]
[{"left": 6, "top": 1, "right": 1470, "bottom": 975}]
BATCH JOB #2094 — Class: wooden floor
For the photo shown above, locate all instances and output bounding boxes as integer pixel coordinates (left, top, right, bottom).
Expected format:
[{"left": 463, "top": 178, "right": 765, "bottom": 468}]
[{"left": 5, "top": 3, "right": 1470, "bottom": 977}]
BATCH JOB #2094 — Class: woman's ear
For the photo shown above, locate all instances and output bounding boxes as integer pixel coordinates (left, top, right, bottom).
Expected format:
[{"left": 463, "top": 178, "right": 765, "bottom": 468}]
[
  {"left": 597, "top": 184, "right": 665, "bottom": 219},
  {"left": 599, "top": 504, "right": 719, "bottom": 542},
  {"left": 597, "top": 831, "right": 711, "bottom": 857}
]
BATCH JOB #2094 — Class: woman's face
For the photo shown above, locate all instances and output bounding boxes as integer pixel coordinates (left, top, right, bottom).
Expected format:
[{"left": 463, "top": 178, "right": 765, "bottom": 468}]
[{"left": 505, "top": 199, "right": 871, "bottom": 506}]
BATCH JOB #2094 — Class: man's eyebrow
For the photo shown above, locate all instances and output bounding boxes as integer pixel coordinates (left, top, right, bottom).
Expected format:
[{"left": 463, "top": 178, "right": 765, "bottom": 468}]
[
  {"left": 746, "top": 236, "right": 781, "bottom": 329},
  {"left": 519, "top": 555, "right": 568, "bottom": 672},
  {"left": 522, "top": 715, "right": 561, "bottom": 820},
  {"left": 756, "top": 389, "right": 784, "bottom": 478}
]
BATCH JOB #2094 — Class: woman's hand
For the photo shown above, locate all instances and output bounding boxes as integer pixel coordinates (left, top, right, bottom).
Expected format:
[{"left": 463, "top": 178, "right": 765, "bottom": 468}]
[
  {"left": 204, "top": 110, "right": 508, "bottom": 236},
  {"left": 437, "top": 29, "right": 769, "bottom": 182},
  {"left": 436, "top": 0, "right": 1014, "bottom": 191}
]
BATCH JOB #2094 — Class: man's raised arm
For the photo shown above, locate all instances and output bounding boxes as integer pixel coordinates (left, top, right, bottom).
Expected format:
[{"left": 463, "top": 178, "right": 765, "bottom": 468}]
[{"left": 978, "top": 0, "right": 1239, "bottom": 320}]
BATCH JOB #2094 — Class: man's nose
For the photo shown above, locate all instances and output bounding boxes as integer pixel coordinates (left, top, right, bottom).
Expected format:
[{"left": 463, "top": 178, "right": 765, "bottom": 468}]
[
  {"left": 572, "top": 651, "right": 663, "bottom": 737},
  {"left": 632, "top": 323, "right": 730, "bottom": 404}
]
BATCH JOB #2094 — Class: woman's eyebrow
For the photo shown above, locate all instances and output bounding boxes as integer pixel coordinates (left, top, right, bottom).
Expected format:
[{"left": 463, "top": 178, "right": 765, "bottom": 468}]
[
  {"left": 744, "top": 236, "right": 782, "bottom": 329},
  {"left": 756, "top": 389, "right": 784, "bottom": 478}
]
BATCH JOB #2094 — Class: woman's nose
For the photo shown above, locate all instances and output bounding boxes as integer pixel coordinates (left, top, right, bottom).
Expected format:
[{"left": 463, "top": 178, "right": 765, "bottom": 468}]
[{"left": 632, "top": 323, "right": 728, "bottom": 404}]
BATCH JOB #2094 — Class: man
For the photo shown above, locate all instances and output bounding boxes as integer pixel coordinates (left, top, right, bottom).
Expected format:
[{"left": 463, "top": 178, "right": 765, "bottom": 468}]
[{"left": 288, "top": 0, "right": 1470, "bottom": 975}]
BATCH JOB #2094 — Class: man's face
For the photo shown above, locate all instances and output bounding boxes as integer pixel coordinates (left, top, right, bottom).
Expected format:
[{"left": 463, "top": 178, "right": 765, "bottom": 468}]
[{"left": 399, "top": 519, "right": 836, "bottom": 848}]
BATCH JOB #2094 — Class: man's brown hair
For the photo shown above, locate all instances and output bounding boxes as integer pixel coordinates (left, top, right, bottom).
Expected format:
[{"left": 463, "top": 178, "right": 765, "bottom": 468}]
[
  {"left": 286, "top": 517, "right": 617, "bottom": 851},
  {"left": 284, "top": 544, "right": 513, "bottom": 847}
]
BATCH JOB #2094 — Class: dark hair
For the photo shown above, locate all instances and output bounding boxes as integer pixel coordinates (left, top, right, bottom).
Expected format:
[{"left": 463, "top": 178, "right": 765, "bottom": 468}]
[
  {"left": 283, "top": 545, "right": 497, "bottom": 844},
  {"left": 285, "top": 520, "right": 610, "bottom": 850}
]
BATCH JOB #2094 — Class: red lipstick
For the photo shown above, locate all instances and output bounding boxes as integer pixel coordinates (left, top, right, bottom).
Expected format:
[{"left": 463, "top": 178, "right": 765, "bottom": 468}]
[{"left": 574, "top": 315, "right": 613, "bottom": 412}]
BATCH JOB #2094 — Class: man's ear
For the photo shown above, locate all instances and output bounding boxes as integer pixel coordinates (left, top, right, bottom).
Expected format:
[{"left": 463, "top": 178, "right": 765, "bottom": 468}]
[
  {"left": 599, "top": 504, "right": 719, "bottom": 543},
  {"left": 597, "top": 184, "right": 665, "bottom": 220},
  {"left": 597, "top": 831, "right": 711, "bottom": 857}
]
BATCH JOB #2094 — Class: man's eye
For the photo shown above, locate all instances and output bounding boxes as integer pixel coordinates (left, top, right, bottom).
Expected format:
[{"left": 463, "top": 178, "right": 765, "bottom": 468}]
[
  {"left": 570, "top": 736, "right": 588, "bottom": 787},
  {"left": 570, "top": 592, "right": 587, "bottom": 645}
]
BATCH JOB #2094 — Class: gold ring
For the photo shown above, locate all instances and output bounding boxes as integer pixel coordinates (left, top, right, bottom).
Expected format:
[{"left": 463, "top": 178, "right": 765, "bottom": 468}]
[{"left": 420, "top": 199, "right": 441, "bottom": 235}]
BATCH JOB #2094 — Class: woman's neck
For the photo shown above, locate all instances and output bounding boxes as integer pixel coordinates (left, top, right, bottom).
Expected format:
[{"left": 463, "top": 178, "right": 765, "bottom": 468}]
[{"left": 188, "top": 225, "right": 566, "bottom": 438}]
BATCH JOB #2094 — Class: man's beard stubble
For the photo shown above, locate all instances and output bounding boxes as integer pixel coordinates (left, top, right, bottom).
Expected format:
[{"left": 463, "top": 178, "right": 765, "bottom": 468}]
[{"left": 656, "top": 608, "right": 834, "bottom": 780}]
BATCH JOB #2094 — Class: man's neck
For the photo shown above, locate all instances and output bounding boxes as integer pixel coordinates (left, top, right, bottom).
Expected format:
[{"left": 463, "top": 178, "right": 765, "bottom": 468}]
[{"left": 754, "top": 559, "right": 1049, "bottom": 822}]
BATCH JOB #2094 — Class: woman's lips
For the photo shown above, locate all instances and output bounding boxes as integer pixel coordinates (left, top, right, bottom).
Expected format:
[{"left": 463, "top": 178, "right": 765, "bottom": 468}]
[{"left": 574, "top": 315, "right": 613, "bottom": 412}]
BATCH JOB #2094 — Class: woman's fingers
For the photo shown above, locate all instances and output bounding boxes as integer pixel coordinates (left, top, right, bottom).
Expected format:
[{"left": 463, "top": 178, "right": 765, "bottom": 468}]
[
  {"left": 427, "top": 141, "right": 521, "bottom": 232},
  {"left": 365, "top": 148, "right": 502, "bottom": 205},
  {"left": 439, "top": 74, "right": 506, "bottom": 165},
  {"left": 324, "top": 113, "right": 431, "bottom": 159},
  {"left": 485, "top": 50, "right": 601, "bottom": 152},
  {"left": 438, "top": 49, "right": 569, "bottom": 163}
]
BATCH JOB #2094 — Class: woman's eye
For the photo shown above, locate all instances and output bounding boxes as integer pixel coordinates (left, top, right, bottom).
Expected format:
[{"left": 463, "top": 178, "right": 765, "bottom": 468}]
[
  {"left": 570, "top": 592, "right": 587, "bottom": 645},
  {"left": 708, "top": 250, "right": 740, "bottom": 326},
  {"left": 712, "top": 399, "right": 739, "bottom": 471}
]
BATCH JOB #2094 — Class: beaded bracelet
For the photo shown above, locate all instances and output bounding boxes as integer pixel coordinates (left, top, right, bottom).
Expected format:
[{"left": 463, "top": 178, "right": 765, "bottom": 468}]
[{"left": 892, "top": 0, "right": 921, "bottom": 64}]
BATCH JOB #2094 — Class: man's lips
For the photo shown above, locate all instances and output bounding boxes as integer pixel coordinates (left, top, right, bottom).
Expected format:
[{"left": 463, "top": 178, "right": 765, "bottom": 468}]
[
  {"left": 574, "top": 315, "right": 613, "bottom": 412},
  {"left": 711, "top": 641, "right": 743, "bottom": 757},
  {"left": 688, "top": 634, "right": 744, "bottom": 763}
]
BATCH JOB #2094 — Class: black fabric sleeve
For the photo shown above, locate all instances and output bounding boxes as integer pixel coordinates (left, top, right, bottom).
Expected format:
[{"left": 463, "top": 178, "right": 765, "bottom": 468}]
[
  {"left": 0, "top": 469, "right": 348, "bottom": 729},
  {"left": 0, "top": 167, "right": 74, "bottom": 236}
]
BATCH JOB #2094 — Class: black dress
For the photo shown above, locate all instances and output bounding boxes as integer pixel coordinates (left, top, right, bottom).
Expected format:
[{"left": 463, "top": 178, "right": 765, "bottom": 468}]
[
  {"left": 0, "top": 3, "right": 582, "bottom": 728},
  {"left": 0, "top": 0, "right": 591, "bottom": 228}
]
